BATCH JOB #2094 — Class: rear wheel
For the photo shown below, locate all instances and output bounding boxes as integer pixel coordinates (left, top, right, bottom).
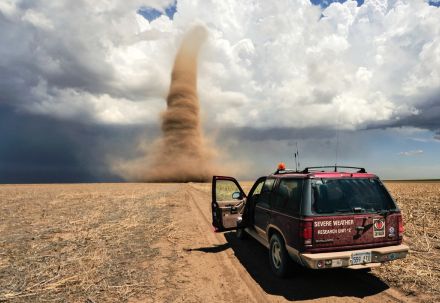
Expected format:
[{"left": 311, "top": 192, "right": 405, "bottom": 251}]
[{"left": 269, "top": 233, "right": 292, "bottom": 278}]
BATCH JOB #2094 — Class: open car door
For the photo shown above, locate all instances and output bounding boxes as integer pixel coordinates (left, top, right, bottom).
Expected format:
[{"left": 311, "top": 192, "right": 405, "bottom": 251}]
[{"left": 212, "top": 176, "right": 247, "bottom": 232}]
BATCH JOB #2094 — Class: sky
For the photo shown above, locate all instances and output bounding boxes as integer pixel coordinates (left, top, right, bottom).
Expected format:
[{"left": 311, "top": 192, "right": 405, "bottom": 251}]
[{"left": 0, "top": 0, "right": 439, "bottom": 183}]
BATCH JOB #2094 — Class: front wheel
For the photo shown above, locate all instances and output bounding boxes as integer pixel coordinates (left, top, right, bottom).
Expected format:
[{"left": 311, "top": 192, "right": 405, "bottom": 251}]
[{"left": 269, "top": 233, "right": 292, "bottom": 278}]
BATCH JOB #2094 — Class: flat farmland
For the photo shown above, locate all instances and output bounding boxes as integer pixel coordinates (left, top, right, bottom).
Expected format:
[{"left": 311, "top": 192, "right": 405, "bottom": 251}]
[
  {"left": 377, "top": 182, "right": 440, "bottom": 301},
  {"left": 0, "top": 182, "right": 439, "bottom": 302}
]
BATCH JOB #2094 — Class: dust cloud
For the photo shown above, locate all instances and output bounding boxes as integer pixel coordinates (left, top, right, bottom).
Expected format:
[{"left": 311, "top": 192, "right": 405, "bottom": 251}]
[{"left": 117, "top": 26, "right": 219, "bottom": 182}]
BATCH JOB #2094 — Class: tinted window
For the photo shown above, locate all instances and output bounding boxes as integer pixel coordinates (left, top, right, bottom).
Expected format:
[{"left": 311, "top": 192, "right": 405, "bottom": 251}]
[
  {"left": 311, "top": 178, "right": 395, "bottom": 214},
  {"left": 272, "top": 179, "right": 303, "bottom": 215},
  {"left": 262, "top": 178, "right": 275, "bottom": 193},
  {"left": 248, "top": 178, "right": 264, "bottom": 204},
  {"left": 257, "top": 178, "right": 275, "bottom": 208}
]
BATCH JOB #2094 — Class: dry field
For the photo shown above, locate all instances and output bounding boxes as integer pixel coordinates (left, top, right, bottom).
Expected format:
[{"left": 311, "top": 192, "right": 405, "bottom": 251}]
[
  {"left": 377, "top": 182, "right": 440, "bottom": 301},
  {"left": 0, "top": 184, "right": 184, "bottom": 302},
  {"left": 0, "top": 181, "right": 439, "bottom": 302}
]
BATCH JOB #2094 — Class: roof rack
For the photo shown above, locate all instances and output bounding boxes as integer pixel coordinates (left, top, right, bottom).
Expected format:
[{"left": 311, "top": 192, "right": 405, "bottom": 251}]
[
  {"left": 301, "top": 166, "right": 366, "bottom": 173},
  {"left": 274, "top": 168, "right": 299, "bottom": 174}
]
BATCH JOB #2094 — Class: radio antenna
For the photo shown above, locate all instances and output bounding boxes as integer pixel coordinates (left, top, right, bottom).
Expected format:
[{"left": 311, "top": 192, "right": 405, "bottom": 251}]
[
  {"left": 294, "top": 151, "right": 297, "bottom": 172},
  {"left": 334, "top": 106, "right": 341, "bottom": 172},
  {"left": 293, "top": 142, "right": 301, "bottom": 172}
]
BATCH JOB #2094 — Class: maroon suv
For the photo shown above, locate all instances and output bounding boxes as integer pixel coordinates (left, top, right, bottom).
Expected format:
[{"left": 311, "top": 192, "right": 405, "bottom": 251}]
[{"left": 211, "top": 165, "right": 409, "bottom": 277}]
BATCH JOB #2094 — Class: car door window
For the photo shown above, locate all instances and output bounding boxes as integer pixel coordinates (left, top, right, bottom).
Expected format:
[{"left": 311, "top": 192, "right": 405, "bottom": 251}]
[
  {"left": 272, "top": 178, "right": 303, "bottom": 216},
  {"left": 252, "top": 181, "right": 264, "bottom": 195},
  {"left": 257, "top": 178, "right": 275, "bottom": 208},
  {"left": 216, "top": 179, "right": 243, "bottom": 202}
]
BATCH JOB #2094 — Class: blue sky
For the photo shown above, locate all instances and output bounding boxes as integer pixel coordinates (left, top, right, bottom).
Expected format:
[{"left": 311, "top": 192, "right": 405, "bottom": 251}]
[
  {"left": 0, "top": 0, "right": 439, "bottom": 182},
  {"left": 137, "top": 0, "right": 440, "bottom": 23},
  {"left": 138, "top": 1, "right": 177, "bottom": 22},
  {"left": 311, "top": 0, "right": 365, "bottom": 7}
]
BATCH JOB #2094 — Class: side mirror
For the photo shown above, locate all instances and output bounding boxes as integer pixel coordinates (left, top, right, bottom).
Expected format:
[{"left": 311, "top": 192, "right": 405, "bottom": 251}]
[{"left": 232, "top": 191, "right": 242, "bottom": 200}]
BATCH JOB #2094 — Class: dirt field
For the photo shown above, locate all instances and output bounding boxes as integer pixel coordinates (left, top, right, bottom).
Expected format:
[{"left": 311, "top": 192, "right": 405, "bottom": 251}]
[
  {"left": 376, "top": 182, "right": 440, "bottom": 301},
  {"left": 0, "top": 182, "right": 438, "bottom": 302}
]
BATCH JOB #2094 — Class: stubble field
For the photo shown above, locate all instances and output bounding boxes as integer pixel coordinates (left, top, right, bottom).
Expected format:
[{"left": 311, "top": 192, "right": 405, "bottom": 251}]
[
  {"left": 376, "top": 182, "right": 440, "bottom": 301},
  {"left": 0, "top": 181, "right": 439, "bottom": 302}
]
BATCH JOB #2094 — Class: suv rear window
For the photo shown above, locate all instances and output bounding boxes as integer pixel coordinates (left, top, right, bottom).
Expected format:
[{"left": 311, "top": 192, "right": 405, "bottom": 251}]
[{"left": 311, "top": 178, "right": 396, "bottom": 214}]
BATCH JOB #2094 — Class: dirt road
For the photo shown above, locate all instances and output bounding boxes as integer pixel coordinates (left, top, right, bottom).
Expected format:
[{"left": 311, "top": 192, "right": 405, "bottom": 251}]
[{"left": 0, "top": 183, "right": 414, "bottom": 302}]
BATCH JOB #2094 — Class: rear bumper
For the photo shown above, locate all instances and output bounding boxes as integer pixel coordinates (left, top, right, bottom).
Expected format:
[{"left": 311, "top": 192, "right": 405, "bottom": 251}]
[{"left": 299, "top": 244, "right": 409, "bottom": 269}]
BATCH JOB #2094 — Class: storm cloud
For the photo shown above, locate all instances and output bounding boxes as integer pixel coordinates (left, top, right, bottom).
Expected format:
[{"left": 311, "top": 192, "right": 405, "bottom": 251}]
[
  {"left": 0, "top": 104, "right": 151, "bottom": 183},
  {"left": 0, "top": 0, "right": 439, "bottom": 182}
]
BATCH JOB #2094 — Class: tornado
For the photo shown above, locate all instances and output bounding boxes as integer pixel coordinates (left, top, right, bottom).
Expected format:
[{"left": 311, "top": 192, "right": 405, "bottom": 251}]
[{"left": 144, "top": 26, "right": 215, "bottom": 182}]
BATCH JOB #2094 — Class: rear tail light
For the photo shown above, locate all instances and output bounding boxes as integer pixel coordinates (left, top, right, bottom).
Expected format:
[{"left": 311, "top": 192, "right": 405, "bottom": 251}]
[
  {"left": 300, "top": 220, "right": 313, "bottom": 246},
  {"left": 397, "top": 214, "right": 404, "bottom": 238}
]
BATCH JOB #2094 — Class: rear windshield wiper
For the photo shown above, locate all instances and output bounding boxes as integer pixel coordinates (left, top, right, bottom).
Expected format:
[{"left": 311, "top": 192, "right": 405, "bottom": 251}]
[
  {"left": 352, "top": 207, "right": 366, "bottom": 213},
  {"left": 332, "top": 208, "right": 366, "bottom": 213},
  {"left": 376, "top": 209, "right": 395, "bottom": 217},
  {"left": 334, "top": 209, "right": 352, "bottom": 213}
]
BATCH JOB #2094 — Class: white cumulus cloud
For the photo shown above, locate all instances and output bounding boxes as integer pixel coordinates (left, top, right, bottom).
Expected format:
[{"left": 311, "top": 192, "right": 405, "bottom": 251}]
[{"left": 0, "top": 0, "right": 439, "bottom": 133}]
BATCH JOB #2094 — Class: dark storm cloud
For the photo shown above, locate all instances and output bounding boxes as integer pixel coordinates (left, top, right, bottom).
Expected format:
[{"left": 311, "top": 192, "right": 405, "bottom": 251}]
[
  {"left": 213, "top": 88, "right": 440, "bottom": 143},
  {"left": 400, "top": 97, "right": 440, "bottom": 132},
  {"left": 366, "top": 93, "right": 440, "bottom": 137},
  {"left": 0, "top": 105, "right": 154, "bottom": 183},
  {"left": 219, "top": 126, "right": 337, "bottom": 142},
  {"left": 0, "top": 11, "right": 112, "bottom": 104},
  {"left": 0, "top": 2, "right": 164, "bottom": 117}
]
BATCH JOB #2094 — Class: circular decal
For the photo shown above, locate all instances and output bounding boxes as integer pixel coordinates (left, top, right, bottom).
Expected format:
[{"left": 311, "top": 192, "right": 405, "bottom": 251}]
[
  {"left": 374, "top": 220, "right": 385, "bottom": 230},
  {"left": 389, "top": 226, "right": 395, "bottom": 234}
]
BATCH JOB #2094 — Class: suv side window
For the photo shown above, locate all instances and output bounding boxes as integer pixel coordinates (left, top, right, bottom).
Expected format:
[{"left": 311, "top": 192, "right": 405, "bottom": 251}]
[
  {"left": 248, "top": 178, "right": 265, "bottom": 205},
  {"left": 272, "top": 178, "right": 303, "bottom": 216},
  {"left": 252, "top": 181, "right": 264, "bottom": 196},
  {"left": 257, "top": 178, "right": 275, "bottom": 208}
]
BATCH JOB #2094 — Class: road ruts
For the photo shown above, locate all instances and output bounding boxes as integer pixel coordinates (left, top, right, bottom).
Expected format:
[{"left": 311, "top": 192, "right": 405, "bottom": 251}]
[{"left": 185, "top": 186, "right": 269, "bottom": 303}]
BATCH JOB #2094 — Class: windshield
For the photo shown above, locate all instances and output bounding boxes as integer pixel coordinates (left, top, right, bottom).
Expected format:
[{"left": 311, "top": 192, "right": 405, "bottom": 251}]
[{"left": 311, "top": 178, "right": 396, "bottom": 214}]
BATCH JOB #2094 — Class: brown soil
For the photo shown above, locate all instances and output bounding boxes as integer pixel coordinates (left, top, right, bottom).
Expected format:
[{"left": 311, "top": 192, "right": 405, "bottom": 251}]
[
  {"left": 0, "top": 182, "right": 431, "bottom": 302},
  {"left": 376, "top": 182, "right": 440, "bottom": 302}
]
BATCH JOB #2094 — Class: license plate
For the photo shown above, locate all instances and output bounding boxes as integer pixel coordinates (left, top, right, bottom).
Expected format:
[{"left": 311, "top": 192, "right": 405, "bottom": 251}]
[{"left": 351, "top": 252, "right": 371, "bottom": 265}]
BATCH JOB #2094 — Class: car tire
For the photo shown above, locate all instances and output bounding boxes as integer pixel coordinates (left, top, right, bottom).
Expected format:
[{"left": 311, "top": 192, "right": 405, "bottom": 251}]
[
  {"left": 269, "top": 233, "right": 292, "bottom": 278},
  {"left": 236, "top": 228, "right": 246, "bottom": 239}
]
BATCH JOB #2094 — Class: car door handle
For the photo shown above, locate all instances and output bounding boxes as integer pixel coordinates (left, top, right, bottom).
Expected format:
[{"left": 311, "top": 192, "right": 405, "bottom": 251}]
[{"left": 230, "top": 206, "right": 238, "bottom": 214}]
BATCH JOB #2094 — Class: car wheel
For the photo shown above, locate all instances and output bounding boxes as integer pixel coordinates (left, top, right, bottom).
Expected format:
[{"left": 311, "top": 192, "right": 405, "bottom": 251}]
[
  {"left": 269, "top": 233, "right": 291, "bottom": 278},
  {"left": 236, "top": 228, "right": 246, "bottom": 239}
]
